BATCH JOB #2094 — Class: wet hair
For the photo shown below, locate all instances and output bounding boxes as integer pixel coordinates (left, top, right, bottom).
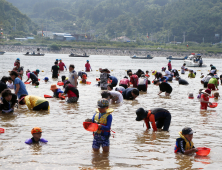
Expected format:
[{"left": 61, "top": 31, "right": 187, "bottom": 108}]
[
  {"left": 10, "top": 71, "right": 19, "bottom": 77},
  {"left": 35, "top": 81, "right": 39, "bottom": 86},
  {"left": 55, "top": 62, "right": 58, "bottom": 65},
  {"left": 124, "top": 76, "right": 128, "bottom": 79},
  {"left": 154, "top": 80, "right": 160, "bottom": 85},
  {"left": 101, "top": 91, "right": 110, "bottom": 98},
  {"left": 107, "top": 84, "right": 113, "bottom": 90},
  {"left": 1, "top": 76, "right": 8, "bottom": 82},
  {"left": 220, "top": 75, "right": 222, "bottom": 79},
  {"left": 69, "top": 64, "right": 75, "bottom": 69},
  {"left": 64, "top": 81, "right": 71, "bottom": 86},
  {"left": 61, "top": 76, "right": 66, "bottom": 81},
  {"left": 1, "top": 89, "right": 12, "bottom": 98},
  {"left": 8, "top": 77, "right": 12, "bottom": 81},
  {"left": 132, "top": 89, "right": 139, "bottom": 96}
]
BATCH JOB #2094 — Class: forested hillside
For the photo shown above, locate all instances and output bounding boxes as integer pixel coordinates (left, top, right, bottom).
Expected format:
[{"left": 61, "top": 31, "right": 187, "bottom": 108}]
[
  {"left": 6, "top": 0, "right": 222, "bottom": 43},
  {"left": 0, "top": 0, "right": 36, "bottom": 35}
]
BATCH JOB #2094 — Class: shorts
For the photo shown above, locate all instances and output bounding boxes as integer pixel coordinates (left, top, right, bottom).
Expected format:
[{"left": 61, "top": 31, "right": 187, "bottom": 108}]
[
  {"left": 156, "top": 112, "right": 171, "bottom": 131},
  {"left": 52, "top": 75, "right": 58, "bottom": 78},
  {"left": 168, "top": 77, "right": 173, "bottom": 81},
  {"left": 120, "top": 84, "right": 127, "bottom": 89},
  {"left": 33, "top": 101, "right": 49, "bottom": 111},
  {"left": 137, "top": 84, "right": 147, "bottom": 92},
  {"left": 165, "top": 87, "right": 172, "bottom": 94},
  {"left": 92, "top": 134, "right": 110, "bottom": 149},
  {"left": 207, "top": 84, "right": 216, "bottom": 90},
  {"left": 67, "top": 97, "right": 78, "bottom": 103}
]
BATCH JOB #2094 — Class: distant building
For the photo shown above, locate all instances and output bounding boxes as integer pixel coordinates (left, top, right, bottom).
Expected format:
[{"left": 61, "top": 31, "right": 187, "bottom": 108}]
[
  {"left": 53, "top": 33, "right": 76, "bottom": 41},
  {"left": 15, "top": 38, "right": 27, "bottom": 41},
  {"left": 37, "top": 31, "right": 53, "bottom": 39},
  {"left": 72, "top": 34, "right": 92, "bottom": 41}
]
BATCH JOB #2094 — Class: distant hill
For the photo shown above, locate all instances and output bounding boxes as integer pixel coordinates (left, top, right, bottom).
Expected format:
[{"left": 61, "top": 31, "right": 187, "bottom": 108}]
[{"left": 6, "top": 0, "right": 222, "bottom": 43}]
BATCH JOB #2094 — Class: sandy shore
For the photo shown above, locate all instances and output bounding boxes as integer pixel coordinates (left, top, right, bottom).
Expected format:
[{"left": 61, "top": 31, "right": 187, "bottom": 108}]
[{"left": 1, "top": 45, "right": 222, "bottom": 58}]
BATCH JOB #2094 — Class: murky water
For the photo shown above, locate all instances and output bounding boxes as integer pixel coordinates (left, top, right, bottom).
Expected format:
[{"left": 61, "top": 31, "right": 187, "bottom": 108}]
[{"left": 0, "top": 53, "right": 222, "bottom": 169}]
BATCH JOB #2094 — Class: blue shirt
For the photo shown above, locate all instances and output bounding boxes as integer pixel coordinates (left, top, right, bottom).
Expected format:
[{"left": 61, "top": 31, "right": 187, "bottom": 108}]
[
  {"left": 109, "top": 76, "right": 118, "bottom": 85},
  {"left": 92, "top": 112, "right": 112, "bottom": 136},
  {"left": 160, "top": 76, "right": 168, "bottom": 83},
  {"left": 53, "top": 88, "right": 64, "bottom": 98},
  {"left": 14, "top": 77, "right": 28, "bottom": 98}
]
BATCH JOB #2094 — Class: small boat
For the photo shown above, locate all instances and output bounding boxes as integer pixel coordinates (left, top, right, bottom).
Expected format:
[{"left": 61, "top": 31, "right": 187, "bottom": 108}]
[
  {"left": 131, "top": 55, "right": 153, "bottom": 59},
  {"left": 184, "top": 53, "right": 207, "bottom": 67},
  {"left": 166, "top": 56, "right": 188, "bottom": 60},
  {"left": 69, "top": 53, "right": 89, "bottom": 57},
  {"left": 24, "top": 48, "right": 45, "bottom": 56},
  {"left": 0, "top": 51, "right": 6, "bottom": 55}
]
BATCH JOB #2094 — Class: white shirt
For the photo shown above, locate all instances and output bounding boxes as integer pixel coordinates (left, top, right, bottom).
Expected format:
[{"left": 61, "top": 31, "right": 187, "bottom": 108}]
[
  {"left": 109, "top": 91, "right": 123, "bottom": 103},
  {"left": 165, "top": 70, "right": 172, "bottom": 77},
  {"left": 115, "top": 86, "right": 125, "bottom": 92},
  {"left": 7, "top": 82, "right": 14, "bottom": 89},
  {"left": 181, "top": 66, "right": 185, "bottom": 74},
  {"left": 69, "top": 70, "right": 78, "bottom": 87}
]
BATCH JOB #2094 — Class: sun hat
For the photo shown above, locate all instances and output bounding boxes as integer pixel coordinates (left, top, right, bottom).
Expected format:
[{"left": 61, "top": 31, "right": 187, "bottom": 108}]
[
  {"left": 97, "top": 99, "right": 109, "bottom": 108},
  {"left": 136, "top": 108, "right": 148, "bottom": 121},
  {"left": 50, "top": 84, "right": 58, "bottom": 90},
  {"left": 204, "top": 89, "right": 211, "bottom": 95},
  {"left": 182, "top": 127, "right": 195, "bottom": 135},
  {"left": 152, "top": 70, "right": 157, "bottom": 75},
  {"left": 43, "top": 77, "right": 49, "bottom": 81},
  {"left": 31, "top": 127, "right": 42, "bottom": 134}
]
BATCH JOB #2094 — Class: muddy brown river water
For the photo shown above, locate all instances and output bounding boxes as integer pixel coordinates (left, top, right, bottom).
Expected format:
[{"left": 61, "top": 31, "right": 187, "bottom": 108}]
[{"left": 0, "top": 53, "right": 222, "bottom": 169}]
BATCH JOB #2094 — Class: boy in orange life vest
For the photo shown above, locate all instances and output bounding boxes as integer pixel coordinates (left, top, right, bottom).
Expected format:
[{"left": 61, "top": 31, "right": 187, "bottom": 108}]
[
  {"left": 91, "top": 99, "right": 114, "bottom": 152},
  {"left": 135, "top": 108, "right": 171, "bottom": 131}
]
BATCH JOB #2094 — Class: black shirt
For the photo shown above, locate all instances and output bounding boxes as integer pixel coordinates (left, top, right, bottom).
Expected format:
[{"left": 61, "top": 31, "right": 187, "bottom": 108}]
[
  {"left": 122, "top": 88, "right": 139, "bottom": 100},
  {"left": 159, "top": 82, "right": 172, "bottom": 93},
  {"left": 175, "top": 138, "right": 195, "bottom": 154},
  {"left": 179, "top": 79, "right": 189, "bottom": 85},
  {"left": 52, "top": 65, "right": 59, "bottom": 76},
  {"left": 30, "top": 72, "right": 38, "bottom": 82},
  {"left": 0, "top": 94, "right": 18, "bottom": 111},
  {"left": 0, "top": 81, "right": 8, "bottom": 94}
]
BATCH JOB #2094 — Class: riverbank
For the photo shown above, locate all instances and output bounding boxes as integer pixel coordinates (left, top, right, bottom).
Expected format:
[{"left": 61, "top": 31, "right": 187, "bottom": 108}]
[{"left": 1, "top": 44, "right": 222, "bottom": 58}]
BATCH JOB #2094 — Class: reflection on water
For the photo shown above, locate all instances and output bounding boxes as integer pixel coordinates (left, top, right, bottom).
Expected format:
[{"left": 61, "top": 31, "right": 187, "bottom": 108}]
[{"left": 0, "top": 53, "right": 222, "bottom": 169}]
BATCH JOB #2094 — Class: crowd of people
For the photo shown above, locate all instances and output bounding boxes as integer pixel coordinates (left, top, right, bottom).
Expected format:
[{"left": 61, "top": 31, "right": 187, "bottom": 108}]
[{"left": 0, "top": 57, "right": 220, "bottom": 156}]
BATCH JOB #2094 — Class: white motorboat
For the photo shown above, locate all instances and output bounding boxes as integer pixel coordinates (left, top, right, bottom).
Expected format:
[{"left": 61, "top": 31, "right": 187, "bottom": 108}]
[
  {"left": 184, "top": 54, "right": 207, "bottom": 67},
  {"left": 0, "top": 51, "right": 5, "bottom": 55}
]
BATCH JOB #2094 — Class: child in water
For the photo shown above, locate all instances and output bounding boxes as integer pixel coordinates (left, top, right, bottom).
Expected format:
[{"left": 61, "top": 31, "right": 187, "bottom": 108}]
[
  {"left": 50, "top": 85, "right": 63, "bottom": 98},
  {"left": 34, "top": 81, "right": 39, "bottom": 88},
  {"left": 174, "top": 127, "right": 198, "bottom": 155},
  {"left": 43, "top": 77, "right": 49, "bottom": 82},
  {"left": 7, "top": 77, "right": 14, "bottom": 89},
  {"left": 200, "top": 89, "right": 212, "bottom": 110},
  {"left": 86, "top": 99, "right": 114, "bottom": 152},
  {"left": 25, "top": 127, "right": 48, "bottom": 144}
]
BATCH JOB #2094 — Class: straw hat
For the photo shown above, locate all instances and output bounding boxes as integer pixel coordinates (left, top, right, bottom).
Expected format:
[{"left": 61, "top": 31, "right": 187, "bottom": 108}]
[{"left": 50, "top": 85, "right": 58, "bottom": 90}]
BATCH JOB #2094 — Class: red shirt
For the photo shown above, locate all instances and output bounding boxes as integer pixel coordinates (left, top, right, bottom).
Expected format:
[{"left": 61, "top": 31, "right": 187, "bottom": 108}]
[
  {"left": 119, "top": 78, "right": 130, "bottom": 85},
  {"left": 200, "top": 94, "right": 209, "bottom": 110},
  {"left": 130, "top": 74, "right": 138, "bottom": 87},
  {"left": 168, "top": 63, "right": 172, "bottom": 70},
  {"left": 85, "top": 63, "right": 91, "bottom": 72},
  {"left": 59, "top": 62, "right": 65, "bottom": 71}
]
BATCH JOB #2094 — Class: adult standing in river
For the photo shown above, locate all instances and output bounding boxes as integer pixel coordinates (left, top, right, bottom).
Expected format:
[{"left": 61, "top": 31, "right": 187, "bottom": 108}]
[
  {"left": 59, "top": 59, "right": 67, "bottom": 71},
  {"left": 51, "top": 62, "right": 60, "bottom": 79},
  {"left": 15, "top": 61, "right": 24, "bottom": 80},
  {"left": 10, "top": 71, "right": 28, "bottom": 99},
  {"left": 69, "top": 64, "right": 78, "bottom": 88},
  {"left": 168, "top": 60, "right": 172, "bottom": 71},
  {"left": 85, "top": 60, "right": 92, "bottom": 72}
]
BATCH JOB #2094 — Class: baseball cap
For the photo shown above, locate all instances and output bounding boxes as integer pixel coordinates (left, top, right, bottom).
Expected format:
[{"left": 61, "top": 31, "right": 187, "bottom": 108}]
[
  {"left": 182, "top": 127, "right": 195, "bottom": 135},
  {"left": 87, "top": 60, "right": 89, "bottom": 62},
  {"left": 97, "top": 99, "right": 109, "bottom": 108},
  {"left": 43, "top": 77, "right": 49, "bottom": 81},
  {"left": 31, "top": 127, "right": 42, "bottom": 134}
]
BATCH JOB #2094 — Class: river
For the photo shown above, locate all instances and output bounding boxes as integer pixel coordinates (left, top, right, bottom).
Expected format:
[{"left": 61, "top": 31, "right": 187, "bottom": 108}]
[{"left": 0, "top": 53, "right": 222, "bottom": 169}]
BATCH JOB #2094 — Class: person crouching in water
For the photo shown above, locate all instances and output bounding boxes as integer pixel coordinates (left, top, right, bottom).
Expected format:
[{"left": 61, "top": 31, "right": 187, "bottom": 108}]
[
  {"left": 88, "top": 99, "right": 114, "bottom": 152},
  {"left": 200, "top": 89, "right": 212, "bottom": 110},
  {"left": 135, "top": 108, "right": 171, "bottom": 131},
  {"left": 50, "top": 85, "right": 63, "bottom": 98},
  {"left": 18, "top": 94, "right": 50, "bottom": 111},
  {"left": 24, "top": 70, "right": 38, "bottom": 84},
  {"left": 154, "top": 80, "right": 172, "bottom": 96},
  {"left": 137, "top": 74, "right": 148, "bottom": 92},
  {"left": 25, "top": 127, "right": 48, "bottom": 144},
  {"left": 0, "top": 89, "right": 18, "bottom": 114},
  {"left": 61, "top": 81, "right": 79, "bottom": 103},
  {"left": 174, "top": 127, "right": 198, "bottom": 155}
]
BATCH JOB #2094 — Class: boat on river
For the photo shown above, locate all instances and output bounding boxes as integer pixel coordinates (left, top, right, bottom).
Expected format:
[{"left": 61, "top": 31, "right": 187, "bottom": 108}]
[
  {"left": 23, "top": 48, "right": 45, "bottom": 56},
  {"left": 131, "top": 55, "right": 153, "bottom": 59},
  {"left": 166, "top": 56, "right": 188, "bottom": 60},
  {"left": 69, "top": 53, "right": 89, "bottom": 57},
  {"left": 184, "top": 53, "right": 207, "bottom": 67},
  {"left": 0, "top": 51, "right": 5, "bottom": 55}
]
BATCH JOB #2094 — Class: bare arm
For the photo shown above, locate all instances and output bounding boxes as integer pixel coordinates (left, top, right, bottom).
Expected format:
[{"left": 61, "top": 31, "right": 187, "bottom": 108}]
[
  {"left": 200, "top": 98, "right": 212, "bottom": 105},
  {"left": 184, "top": 148, "right": 198, "bottom": 155},
  {"left": 15, "top": 84, "right": 20, "bottom": 95}
]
